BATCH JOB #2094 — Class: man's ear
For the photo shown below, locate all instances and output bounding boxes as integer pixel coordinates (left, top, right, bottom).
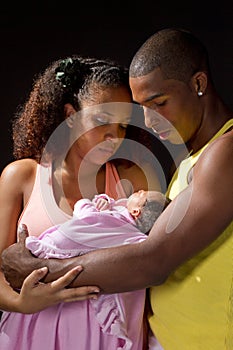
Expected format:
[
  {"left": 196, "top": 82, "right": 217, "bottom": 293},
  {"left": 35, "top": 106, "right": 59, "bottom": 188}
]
[
  {"left": 64, "top": 103, "right": 77, "bottom": 128},
  {"left": 191, "top": 71, "right": 208, "bottom": 96}
]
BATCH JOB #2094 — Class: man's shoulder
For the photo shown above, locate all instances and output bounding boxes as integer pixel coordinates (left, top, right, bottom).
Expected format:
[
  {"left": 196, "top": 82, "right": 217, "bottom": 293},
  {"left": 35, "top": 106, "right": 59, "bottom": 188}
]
[
  {"left": 206, "top": 129, "right": 233, "bottom": 159},
  {"left": 194, "top": 130, "right": 233, "bottom": 180}
]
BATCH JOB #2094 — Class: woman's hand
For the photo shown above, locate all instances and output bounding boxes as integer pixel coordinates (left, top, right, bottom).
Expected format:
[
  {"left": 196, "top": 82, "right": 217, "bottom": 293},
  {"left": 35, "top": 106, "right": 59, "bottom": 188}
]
[
  {"left": 1, "top": 224, "right": 100, "bottom": 312},
  {"left": 15, "top": 265, "right": 100, "bottom": 314}
]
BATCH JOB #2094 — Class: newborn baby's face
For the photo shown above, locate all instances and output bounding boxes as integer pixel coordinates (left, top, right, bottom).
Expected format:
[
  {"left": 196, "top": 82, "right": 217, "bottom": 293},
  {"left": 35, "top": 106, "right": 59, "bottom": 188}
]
[
  {"left": 127, "top": 190, "right": 167, "bottom": 213},
  {"left": 127, "top": 190, "right": 148, "bottom": 213}
]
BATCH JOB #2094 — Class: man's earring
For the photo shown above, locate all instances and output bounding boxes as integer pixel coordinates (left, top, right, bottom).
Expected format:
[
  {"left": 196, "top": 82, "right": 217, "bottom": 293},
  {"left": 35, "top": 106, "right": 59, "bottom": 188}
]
[{"left": 197, "top": 91, "right": 203, "bottom": 97}]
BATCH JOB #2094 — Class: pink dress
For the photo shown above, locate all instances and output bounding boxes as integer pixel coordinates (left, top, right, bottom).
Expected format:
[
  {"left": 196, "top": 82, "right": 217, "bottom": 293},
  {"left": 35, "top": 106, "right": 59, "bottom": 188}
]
[{"left": 0, "top": 163, "right": 147, "bottom": 350}]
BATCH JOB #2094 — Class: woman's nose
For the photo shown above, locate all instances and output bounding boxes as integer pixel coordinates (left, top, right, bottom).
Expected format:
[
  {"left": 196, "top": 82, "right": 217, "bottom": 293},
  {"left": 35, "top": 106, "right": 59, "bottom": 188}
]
[{"left": 105, "top": 124, "right": 125, "bottom": 141}]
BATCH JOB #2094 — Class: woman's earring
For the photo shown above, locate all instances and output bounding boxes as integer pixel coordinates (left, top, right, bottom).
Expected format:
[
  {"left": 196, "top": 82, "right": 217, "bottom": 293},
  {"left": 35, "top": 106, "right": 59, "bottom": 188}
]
[
  {"left": 198, "top": 91, "right": 203, "bottom": 97},
  {"left": 66, "top": 115, "right": 74, "bottom": 128}
]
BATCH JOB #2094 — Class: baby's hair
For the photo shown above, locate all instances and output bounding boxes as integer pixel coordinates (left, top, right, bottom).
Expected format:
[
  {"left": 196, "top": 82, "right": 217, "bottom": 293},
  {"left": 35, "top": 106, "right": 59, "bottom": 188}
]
[{"left": 135, "top": 197, "right": 170, "bottom": 234}]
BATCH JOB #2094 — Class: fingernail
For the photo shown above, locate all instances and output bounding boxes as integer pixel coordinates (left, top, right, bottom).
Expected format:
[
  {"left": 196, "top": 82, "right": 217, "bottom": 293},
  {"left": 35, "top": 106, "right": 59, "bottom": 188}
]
[
  {"left": 74, "top": 266, "right": 83, "bottom": 272},
  {"left": 40, "top": 267, "right": 48, "bottom": 273},
  {"left": 93, "top": 288, "right": 100, "bottom": 293}
]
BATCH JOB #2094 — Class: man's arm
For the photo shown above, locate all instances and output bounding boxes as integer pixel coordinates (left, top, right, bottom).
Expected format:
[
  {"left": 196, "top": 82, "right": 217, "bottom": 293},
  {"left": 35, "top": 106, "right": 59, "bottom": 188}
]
[
  {"left": 1, "top": 224, "right": 80, "bottom": 289},
  {"left": 2, "top": 135, "right": 233, "bottom": 293}
]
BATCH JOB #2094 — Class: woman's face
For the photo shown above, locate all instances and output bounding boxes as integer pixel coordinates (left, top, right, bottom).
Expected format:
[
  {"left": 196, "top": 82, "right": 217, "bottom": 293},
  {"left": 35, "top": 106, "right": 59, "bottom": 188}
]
[{"left": 70, "top": 86, "right": 133, "bottom": 165}]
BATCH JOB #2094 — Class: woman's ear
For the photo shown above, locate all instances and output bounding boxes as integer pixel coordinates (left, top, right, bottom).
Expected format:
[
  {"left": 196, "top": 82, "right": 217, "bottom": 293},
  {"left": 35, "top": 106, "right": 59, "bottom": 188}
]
[{"left": 64, "top": 103, "right": 77, "bottom": 128}]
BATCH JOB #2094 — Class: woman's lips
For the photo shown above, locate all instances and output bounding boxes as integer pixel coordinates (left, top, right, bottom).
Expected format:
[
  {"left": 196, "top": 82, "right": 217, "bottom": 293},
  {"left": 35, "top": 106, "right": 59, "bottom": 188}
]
[{"left": 98, "top": 146, "right": 115, "bottom": 155}]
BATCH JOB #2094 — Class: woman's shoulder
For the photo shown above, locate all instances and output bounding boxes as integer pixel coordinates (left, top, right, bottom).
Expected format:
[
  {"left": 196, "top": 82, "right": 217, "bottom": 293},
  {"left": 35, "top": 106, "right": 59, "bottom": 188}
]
[{"left": 0, "top": 158, "right": 38, "bottom": 183}]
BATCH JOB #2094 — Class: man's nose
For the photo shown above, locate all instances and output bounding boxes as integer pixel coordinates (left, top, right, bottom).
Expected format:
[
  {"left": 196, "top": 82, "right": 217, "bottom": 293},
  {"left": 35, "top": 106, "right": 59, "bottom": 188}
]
[
  {"left": 143, "top": 107, "right": 163, "bottom": 129},
  {"left": 143, "top": 107, "right": 156, "bottom": 128}
]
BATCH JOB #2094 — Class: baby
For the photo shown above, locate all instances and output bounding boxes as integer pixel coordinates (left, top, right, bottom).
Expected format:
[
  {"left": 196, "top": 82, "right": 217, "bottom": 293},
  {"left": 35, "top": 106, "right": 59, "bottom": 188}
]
[
  {"left": 26, "top": 190, "right": 170, "bottom": 258},
  {"left": 94, "top": 190, "right": 170, "bottom": 233}
]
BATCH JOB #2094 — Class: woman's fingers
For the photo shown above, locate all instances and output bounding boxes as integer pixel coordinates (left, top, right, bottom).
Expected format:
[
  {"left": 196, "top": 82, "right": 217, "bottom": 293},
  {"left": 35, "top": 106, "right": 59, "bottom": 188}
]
[
  {"left": 18, "top": 266, "right": 100, "bottom": 313},
  {"left": 22, "top": 266, "right": 49, "bottom": 288},
  {"left": 50, "top": 266, "right": 84, "bottom": 289},
  {"left": 49, "top": 266, "right": 100, "bottom": 302}
]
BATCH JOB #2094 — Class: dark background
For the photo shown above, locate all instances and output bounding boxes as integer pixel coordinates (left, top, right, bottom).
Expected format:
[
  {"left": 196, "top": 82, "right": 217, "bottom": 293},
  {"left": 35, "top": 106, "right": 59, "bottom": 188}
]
[{"left": 1, "top": 1, "right": 232, "bottom": 173}]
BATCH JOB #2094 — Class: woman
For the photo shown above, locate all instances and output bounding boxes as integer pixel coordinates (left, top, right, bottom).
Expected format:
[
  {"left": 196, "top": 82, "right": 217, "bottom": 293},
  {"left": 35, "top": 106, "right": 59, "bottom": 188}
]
[
  {"left": 0, "top": 190, "right": 167, "bottom": 349},
  {"left": 0, "top": 55, "right": 161, "bottom": 347}
]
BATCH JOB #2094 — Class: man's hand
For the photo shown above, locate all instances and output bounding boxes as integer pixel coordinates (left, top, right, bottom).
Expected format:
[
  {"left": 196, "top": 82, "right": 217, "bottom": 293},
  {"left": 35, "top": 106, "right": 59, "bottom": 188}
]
[{"left": 1, "top": 224, "right": 40, "bottom": 289}]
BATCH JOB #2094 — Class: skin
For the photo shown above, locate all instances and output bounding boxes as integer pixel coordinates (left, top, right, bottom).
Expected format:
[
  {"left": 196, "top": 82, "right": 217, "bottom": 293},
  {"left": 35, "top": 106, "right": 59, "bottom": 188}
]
[
  {"left": 0, "top": 85, "right": 160, "bottom": 313},
  {"left": 95, "top": 189, "right": 167, "bottom": 218},
  {"left": 126, "top": 190, "right": 167, "bottom": 218},
  {"left": 2, "top": 67, "right": 233, "bottom": 302}
]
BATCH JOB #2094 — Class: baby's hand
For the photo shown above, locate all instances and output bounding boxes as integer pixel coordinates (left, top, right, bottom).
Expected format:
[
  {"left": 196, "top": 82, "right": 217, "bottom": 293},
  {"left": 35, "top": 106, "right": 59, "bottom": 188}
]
[{"left": 95, "top": 198, "right": 110, "bottom": 211}]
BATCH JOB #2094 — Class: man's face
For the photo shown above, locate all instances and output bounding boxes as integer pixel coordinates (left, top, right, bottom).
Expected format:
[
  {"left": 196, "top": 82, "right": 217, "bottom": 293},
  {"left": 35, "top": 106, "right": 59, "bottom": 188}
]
[{"left": 129, "top": 67, "right": 202, "bottom": 145}]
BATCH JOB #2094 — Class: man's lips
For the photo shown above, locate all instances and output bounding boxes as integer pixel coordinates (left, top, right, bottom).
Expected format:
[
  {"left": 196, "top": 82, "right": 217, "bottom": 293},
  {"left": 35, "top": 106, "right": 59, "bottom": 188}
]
[
  {"left": 152, "top": 127, "right": 171, "bottom": 140},
  {"left": 158, "top": 130, "right": 171, "bottom": 140}
]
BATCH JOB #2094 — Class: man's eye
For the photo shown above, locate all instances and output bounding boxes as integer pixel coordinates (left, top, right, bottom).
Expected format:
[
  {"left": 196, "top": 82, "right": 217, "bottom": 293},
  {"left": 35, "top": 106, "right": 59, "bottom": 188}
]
[
  {"left": 153, "top": 101, "right": 166, "bottom": 107},
  {"left": 120, "top": 123, "right": 128, "bottom": 129}
]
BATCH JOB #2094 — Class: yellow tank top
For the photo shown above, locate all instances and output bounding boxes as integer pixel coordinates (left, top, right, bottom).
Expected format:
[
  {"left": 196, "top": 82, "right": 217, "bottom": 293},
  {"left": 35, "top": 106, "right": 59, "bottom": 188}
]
[{"left": 149, "top": 119, "right": 233, "bottom": 349}]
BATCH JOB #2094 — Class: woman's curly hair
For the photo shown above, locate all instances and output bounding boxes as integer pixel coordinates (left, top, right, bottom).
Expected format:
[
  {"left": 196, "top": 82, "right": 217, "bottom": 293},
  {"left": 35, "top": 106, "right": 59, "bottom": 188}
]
[{"left": 12, "top": 55, "right": 131, "bottom": 162}]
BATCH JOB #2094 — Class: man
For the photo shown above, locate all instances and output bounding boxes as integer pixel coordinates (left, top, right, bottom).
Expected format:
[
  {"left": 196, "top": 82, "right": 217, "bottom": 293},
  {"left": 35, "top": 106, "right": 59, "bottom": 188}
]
[{"left": 2, "top": 28, "right": 233, "bottom": 349}]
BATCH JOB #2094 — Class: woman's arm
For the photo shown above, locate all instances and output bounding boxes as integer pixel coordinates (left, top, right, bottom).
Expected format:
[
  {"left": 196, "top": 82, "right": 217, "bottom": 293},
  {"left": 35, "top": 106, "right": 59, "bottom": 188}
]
[
  {"left": 0, "top": 160, "right": 99, "bottom": 312},
  {"left": 0, "top": 160, "right": 32, "bottom": 310}
]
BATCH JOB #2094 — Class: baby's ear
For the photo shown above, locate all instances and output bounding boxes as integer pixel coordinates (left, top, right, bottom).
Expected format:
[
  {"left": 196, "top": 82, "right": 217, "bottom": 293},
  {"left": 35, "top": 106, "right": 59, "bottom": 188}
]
[{"left": 131, "top": 208, "right": 141, "bottom": 219}]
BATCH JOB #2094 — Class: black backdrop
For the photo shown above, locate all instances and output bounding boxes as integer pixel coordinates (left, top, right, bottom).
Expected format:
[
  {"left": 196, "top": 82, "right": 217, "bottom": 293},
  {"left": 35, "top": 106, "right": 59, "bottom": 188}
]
[{"left": 1, "top": 2, "right": 232, "bottom": 173}]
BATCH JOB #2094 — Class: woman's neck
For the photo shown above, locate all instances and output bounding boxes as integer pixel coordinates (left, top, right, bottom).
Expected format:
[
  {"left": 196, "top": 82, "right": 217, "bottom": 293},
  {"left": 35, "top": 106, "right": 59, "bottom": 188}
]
[{"left": 52, "top": 155, "right": 107, "bottom": 209}]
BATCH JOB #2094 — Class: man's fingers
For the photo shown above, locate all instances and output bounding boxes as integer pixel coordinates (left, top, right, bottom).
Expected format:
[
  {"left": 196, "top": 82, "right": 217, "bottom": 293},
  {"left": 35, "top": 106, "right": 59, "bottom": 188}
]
[{"left": 17, "top": 223, "right": 29, "bottom": 242}]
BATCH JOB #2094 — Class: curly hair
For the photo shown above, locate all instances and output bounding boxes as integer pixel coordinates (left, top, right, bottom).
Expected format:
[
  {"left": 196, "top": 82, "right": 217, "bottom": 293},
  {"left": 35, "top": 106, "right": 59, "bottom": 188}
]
[{"left": 12, "top": 55, "right": 131, "bottom": 162}]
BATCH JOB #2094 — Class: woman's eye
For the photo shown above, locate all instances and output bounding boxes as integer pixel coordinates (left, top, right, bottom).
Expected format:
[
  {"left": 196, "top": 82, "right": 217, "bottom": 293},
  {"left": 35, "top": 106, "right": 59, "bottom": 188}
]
[
  {"left": 94, "top": 115, "right": 129, "bottom": 129},
  {"left": 95, "top": 116, "right": 109, "bottom": 125}
]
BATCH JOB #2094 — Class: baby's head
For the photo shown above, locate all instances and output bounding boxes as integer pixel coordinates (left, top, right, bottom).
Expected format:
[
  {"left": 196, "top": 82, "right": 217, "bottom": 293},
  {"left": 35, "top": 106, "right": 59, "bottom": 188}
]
[{"left": 127, "top": 190, "right": 170, "bottom": 234}]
